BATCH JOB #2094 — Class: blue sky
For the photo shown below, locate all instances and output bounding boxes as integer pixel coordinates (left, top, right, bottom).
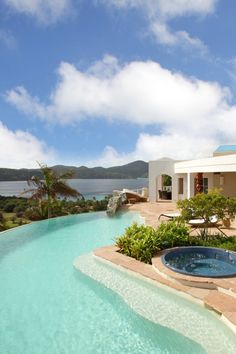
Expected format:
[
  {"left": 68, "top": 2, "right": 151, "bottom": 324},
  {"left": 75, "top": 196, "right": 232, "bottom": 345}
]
[{"left": 1, "top": 0, "right": 236, "bottom": 168}]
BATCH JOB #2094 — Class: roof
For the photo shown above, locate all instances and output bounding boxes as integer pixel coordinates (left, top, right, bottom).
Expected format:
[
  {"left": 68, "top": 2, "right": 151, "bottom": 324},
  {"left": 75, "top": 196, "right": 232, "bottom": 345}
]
[
  {"left": 214, "top": 145, "right": 236, "bottom": 152},
  {"left": 175, "top": 153, "right": 236, "bottom": 173}
]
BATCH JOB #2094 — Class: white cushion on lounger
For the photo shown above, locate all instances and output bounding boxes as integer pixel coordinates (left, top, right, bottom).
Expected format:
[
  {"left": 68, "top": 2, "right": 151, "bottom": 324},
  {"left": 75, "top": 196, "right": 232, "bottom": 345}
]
[
  {"left": 162, "top": 213, "right": 181, "bottom": 218},
  {"left": 188, "top": 215, "right": 218, "bottom": 225}
]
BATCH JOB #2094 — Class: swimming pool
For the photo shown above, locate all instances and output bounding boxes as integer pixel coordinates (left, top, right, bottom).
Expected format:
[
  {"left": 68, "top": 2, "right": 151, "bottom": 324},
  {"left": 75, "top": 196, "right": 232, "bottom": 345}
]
[{"left": 0, "top": 212, "right": 236, "bottom": 353}]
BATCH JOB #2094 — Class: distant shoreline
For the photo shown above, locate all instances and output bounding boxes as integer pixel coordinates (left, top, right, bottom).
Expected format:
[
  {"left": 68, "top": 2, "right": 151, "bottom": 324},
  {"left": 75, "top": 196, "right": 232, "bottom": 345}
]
[
  {"left": 0, "top": 178, "right": 149, "bottom": 198},
  {"left": 0, "top": 160, "right": 148, "bottom": 181}
]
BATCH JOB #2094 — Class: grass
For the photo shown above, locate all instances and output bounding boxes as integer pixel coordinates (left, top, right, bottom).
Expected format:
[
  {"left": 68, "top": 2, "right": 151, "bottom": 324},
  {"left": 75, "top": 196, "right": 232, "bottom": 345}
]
[{"left": 1, "top": 210, "right": 31, "bottom": 230}]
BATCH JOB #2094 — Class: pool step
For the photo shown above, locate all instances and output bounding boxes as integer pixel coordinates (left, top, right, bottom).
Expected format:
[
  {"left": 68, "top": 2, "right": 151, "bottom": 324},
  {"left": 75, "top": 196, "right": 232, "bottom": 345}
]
[{"left": 93, "top": 245, "right": 236, "bottom": 333}]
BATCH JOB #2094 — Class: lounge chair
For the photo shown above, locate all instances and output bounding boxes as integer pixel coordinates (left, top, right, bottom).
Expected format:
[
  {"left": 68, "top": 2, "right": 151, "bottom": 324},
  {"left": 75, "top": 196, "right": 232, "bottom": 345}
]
[
  {"left": 158, "top": 212, "right": 181, "bottom": 220},
  {"left": 188, "top": 215, "right": 227, "bottom": 236}
]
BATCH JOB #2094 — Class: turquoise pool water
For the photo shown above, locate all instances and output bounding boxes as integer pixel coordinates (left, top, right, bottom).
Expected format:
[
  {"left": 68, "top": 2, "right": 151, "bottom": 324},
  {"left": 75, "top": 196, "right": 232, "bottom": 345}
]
[{"left": 0, "top": 212, "right": 235, "bottom": 353}]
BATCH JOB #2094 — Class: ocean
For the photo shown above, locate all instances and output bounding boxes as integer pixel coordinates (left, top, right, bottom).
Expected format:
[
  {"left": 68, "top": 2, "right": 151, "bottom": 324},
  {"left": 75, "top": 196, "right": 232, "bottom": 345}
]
[{"left": 0, "top": 178, "right": 148, "bottom": 200}]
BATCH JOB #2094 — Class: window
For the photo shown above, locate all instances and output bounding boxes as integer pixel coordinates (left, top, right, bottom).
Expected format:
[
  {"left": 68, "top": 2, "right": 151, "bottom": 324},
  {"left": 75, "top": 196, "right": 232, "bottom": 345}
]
[{"left": 178, "top": 178, "right": 184, "bottom": 194}]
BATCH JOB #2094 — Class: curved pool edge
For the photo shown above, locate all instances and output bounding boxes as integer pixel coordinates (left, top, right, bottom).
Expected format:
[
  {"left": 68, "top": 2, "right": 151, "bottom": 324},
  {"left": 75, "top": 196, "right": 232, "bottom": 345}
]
[
  {"left": 75, "top": 245, "right": 236, "bottom": 336},
  {"left": 0, "top": 209, "right": 141, "bottom": 237}
]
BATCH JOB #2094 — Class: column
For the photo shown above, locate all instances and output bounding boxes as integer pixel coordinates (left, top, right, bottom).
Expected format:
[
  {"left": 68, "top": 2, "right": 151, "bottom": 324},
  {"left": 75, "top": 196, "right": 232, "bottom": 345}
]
[{"left": 187, "top": 172, "right": 191, "bottom": 199}]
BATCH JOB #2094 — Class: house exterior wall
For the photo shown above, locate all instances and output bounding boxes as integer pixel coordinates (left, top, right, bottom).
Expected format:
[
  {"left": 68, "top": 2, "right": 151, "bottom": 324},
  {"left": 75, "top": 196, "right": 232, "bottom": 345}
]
[
  {"left": 149, "top": 159, "right": 177, "bottom": 202},
  {"left": 149, "top": 155, "right": 236, "bottom": 202},
  {"left": 213, "top": 172, "right": 236, "bottom": 197}
]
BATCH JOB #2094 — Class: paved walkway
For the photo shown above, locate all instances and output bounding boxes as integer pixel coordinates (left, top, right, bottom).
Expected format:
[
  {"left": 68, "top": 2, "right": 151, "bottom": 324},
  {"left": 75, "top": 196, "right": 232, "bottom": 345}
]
[{"left": 123, "top": 201, "right": 236, "bottom": 236}]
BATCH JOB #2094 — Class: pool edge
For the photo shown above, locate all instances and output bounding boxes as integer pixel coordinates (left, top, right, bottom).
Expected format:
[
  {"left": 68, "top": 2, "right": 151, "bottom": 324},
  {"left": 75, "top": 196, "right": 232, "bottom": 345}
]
[{"left": 88, "top": 245, "right": 236, "bottom": 335}]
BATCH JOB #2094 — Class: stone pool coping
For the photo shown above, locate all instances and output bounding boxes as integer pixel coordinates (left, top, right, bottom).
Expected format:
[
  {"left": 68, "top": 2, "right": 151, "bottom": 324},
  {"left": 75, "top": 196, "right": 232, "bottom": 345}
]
[{"left": 94, "top": 245, "right": 236, "bottom": 334}]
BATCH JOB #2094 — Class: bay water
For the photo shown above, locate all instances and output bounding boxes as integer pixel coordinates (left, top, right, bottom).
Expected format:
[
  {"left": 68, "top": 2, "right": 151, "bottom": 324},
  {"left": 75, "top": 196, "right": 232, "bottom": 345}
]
[{"left": 0, "top": 178, "right": 148, "bottom": 200}]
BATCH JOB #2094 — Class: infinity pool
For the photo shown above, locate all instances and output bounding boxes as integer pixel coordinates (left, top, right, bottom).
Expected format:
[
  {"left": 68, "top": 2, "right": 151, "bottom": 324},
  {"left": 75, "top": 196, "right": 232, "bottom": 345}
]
[{"left": 0, "top": 212, "right": 236, "bottom": 353}]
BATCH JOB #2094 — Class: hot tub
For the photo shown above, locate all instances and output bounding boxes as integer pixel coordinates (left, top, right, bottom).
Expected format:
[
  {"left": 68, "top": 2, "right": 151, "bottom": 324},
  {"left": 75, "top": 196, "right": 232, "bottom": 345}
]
[{"left": 162, "top": 247, "right": 236, "bottom": 278}]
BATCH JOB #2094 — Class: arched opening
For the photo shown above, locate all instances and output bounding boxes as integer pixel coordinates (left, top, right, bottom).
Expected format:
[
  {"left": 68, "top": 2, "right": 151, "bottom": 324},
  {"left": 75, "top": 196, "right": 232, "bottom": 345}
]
[{"left": 156, "top": 174, "right": 172, "bottom": 201}]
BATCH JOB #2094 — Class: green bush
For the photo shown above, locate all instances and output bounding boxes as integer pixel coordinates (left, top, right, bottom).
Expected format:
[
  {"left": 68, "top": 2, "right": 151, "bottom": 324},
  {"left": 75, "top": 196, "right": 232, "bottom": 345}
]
[
  {"left": 155, "top": 221, "right": 190, "bottom": 249},
  {"left": 3, "top": 202, "right": 16, "bottom": 212},
  {"left": 177, "top": 189, "right": 236, "bottom": 223},
  {"left": 193, "top": 235, "right": 236, "bottom": 251},
  {"left": 116, "top": 221, "right": 189, "bottom": 264},
  {"left": 116, "top": 220, "right": 236, "bottom": 264},
  {"left": 14, "top": 204, "right": 27, "bottom": 213},
  {"left": 116, "top": 223, "right": 159, "bottom": 263}
]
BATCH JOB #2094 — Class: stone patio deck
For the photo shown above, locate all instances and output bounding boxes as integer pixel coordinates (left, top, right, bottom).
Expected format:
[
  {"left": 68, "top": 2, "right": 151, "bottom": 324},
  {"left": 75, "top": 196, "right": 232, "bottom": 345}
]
[{"left": 124, "top": 201, "right": 236, "bottom": 236}]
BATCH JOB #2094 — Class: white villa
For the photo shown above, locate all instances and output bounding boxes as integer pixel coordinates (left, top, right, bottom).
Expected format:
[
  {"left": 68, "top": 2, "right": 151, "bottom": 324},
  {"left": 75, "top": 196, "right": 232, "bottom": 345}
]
[{"left": 149, "top": 145, "right": 236, "bottom": 202}]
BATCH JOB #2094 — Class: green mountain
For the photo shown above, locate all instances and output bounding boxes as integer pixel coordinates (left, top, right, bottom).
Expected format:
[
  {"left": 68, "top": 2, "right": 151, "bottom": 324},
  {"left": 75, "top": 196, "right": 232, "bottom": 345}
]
[{"left": 0, "top": 161, "right": 148, "bottom": 181}]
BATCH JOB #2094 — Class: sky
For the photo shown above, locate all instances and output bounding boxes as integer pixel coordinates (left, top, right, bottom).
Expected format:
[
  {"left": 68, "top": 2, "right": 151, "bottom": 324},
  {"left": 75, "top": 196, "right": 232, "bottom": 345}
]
[{"left": 1, "top": 0, "right": 236, "bottom": 168}]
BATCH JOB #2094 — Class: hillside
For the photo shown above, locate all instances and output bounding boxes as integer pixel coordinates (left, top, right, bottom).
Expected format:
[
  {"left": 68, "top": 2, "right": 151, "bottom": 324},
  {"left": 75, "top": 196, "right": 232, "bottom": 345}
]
[{"left": 0, "top": 161, "right": 148, "bottom": 181}]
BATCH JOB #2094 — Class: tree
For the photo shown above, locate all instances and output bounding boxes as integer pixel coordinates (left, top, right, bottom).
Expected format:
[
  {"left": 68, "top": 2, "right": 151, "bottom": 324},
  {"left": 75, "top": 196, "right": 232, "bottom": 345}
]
[
  {"left": 24, "top": 163, "right": 82, "bottom": 219},
  {"left": 162, "top": 174, "right": 172, "bottom": 186},
  {"left": 177, "top": 189, "right": 236, "bottom": 237}
]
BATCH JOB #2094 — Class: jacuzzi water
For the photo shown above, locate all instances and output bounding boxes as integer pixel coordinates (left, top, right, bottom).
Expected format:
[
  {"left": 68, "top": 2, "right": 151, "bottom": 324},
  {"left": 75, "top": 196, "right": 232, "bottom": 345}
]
[
  {"left": 162, "top": 247, "right": 236, "bottom": 277},
  {"left": 0, "top": 212, "right": 236, "bottom": 354}
]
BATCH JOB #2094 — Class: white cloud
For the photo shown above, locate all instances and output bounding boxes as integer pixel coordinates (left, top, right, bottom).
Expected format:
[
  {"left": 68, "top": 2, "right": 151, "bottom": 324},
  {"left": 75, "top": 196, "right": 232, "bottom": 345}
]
[
  {"left": 5, "top": 56, "right": 231, "bottom": 126},
  {"left": 88, "top": 133, "right": 219, "bottom": 167},
  {"left": 150, "top": 22, "right": 207, "bottom": 53},
  {"left": 6, "top": 55, "right": 236, "bottom": 165},
  {"left": 100, "top": 0, "right": 218, "bottom": 51},
  {"left": 104, "top": 0, "right": 216, "bottom": 17},
  {"left": 3, "top": 0, "right": 72, "bottom": 24},
  {"left": 6, "top": 86, "right": 48, "bottom": 119},
  {"left": 0, "top": 121, "right": 55, "bottom": 168}
]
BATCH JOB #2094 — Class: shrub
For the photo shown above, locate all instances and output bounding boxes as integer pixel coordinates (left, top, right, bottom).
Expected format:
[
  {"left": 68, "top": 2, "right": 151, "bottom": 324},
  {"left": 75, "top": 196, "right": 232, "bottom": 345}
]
[
  {"left": 24, "top": 201, "right": 48, "bottom": 221},
  {"left": 177, "top": 189, "right": 236, "bottom": 223},
  {"left": 3, "top": 202, "right": 16, "bottom": 212},
  {"left": 116, "top": 221, "right": 189, "bottom": 264},
  {"left": 16, "top": 211, "right": 24, "bottom": 218},
  {"left": 14, "top": 204, "right": 27, "bottom": 213},
  {"left": 116, "top": 223, "right": 159, "bottom": 263},
  {"left": 155, "top": 221, "right": 190, "bottom": 249},
  {"left": 116, "top": 219, "right": 236, "bottom": 264},
  {"left": 194, "top": 235, "right": 236, "bottom": 251}
]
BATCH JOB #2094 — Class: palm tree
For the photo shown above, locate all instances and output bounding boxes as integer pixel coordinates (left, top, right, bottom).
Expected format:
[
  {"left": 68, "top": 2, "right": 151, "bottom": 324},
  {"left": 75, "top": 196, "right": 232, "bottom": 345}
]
[{"left": 25, "top": 163, "right": 82, "bottom": 219}]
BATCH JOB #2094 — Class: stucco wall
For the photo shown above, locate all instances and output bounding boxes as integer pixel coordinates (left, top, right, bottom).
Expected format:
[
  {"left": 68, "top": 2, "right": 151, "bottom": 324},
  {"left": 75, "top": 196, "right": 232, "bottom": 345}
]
[
  {"left": 149, "top": 160, "right": 232, "bottom": 202},
  {"left": 213, "top": 172, "right": 236, "bottom": 197},
  {"left": 149, "top": 159, "right": 177, "bottom": 202}
]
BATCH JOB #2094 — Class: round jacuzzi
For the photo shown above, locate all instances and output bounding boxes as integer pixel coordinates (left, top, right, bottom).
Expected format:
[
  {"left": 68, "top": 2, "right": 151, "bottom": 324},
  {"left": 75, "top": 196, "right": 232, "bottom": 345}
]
[{"left": 162, "top": 247, "right": 236, "bottom": 278}]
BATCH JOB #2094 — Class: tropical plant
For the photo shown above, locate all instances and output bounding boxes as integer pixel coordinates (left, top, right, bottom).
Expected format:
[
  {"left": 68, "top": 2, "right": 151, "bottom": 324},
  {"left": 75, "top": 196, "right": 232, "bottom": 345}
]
[
  {"left": 177, "top": 189, "right": 236, "bottom": 238},
  {"left": 162, "top": 174, "right": 172, "bottom": 186},
  {"left": 116, "top": 221, "right": 189, "bottom": 264},
  {"left": 177, "top": 189, "right": 236, "bottom": 226},
  {"left": 116, "top": 220, "right": 236, "bottom": 264},
  {"left": 24, "top": 163, "right": 82, "bottom": 219},
  {"left": 155, "top": 221, "right": 189, "bottom": 249},
  {"left": 116, "top": 223, "right": 159, "bottom": 263}
]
